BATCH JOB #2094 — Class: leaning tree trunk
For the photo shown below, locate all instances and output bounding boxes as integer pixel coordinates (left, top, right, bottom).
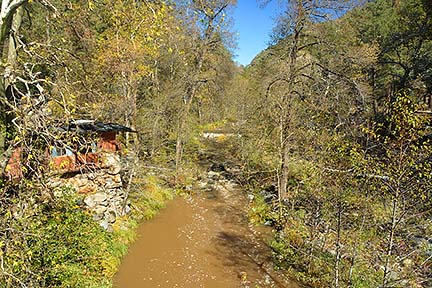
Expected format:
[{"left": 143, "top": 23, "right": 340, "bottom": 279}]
[
  {"left": 0, "top": 4, "right": 25, "bottom": 174},
  {"left": 175, "top": 47, "right": 204, "bottom": 173},
  {"left": 175, "top": 83, "right": 197, "bottom": 173}
]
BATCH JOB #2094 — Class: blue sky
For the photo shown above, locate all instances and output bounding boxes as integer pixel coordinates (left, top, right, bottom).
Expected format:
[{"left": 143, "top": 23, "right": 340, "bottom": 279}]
[{"left": 233, "top": 0, "right": 280, "bottom": 66}]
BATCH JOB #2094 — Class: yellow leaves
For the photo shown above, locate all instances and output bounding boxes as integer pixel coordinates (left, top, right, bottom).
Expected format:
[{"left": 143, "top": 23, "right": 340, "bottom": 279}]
[
  {"left": 4, "top": 211, "right": 12, "bottom": 219},
  {"left": 88, "top": 1, "right": 95, "bottom": 11},
  {"left": 95, "top": 1, "right": 170, "bottom": 71}
]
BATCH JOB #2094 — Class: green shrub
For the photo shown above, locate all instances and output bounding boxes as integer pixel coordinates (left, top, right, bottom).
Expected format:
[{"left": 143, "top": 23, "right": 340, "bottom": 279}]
[{"left": 1, "top": 189, "right": 118, "bottom": 287}]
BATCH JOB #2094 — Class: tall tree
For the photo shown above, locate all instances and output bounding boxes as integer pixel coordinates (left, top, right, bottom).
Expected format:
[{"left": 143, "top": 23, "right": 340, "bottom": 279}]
[
  {"left": 91, "top": 0, "right": 171, "bottom": 147},
  {"left": 174, "top": 0, "right": 236, "bottom": 171}
]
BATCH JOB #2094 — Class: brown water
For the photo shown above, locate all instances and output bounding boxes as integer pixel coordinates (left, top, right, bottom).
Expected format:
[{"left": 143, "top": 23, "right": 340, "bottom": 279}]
[{"left": 113, "top": 179, "right": 301, "bottom": 288}]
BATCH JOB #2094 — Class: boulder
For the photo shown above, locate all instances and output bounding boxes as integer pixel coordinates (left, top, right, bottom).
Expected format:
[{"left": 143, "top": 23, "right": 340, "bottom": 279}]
[
  {"left": 102, "top": 153, "right": 121, "bottom": 173},
  {"left": 93, "top": 205, "right": 107, "bottom": 214},
  {"left": 124, "top": 205, "right": 131, "bottom": 215},
  {"left": 93, "top": 213, "right": 104, "bottom": 221},
  {"left": 84, "top": 192, "right": 108, "bottom": 208},
  {"left": 104, "top": 176, "right": 122, "bottom": 189},
  {"left": 48, "top": 179, "right": 63, "bottom": 189},
  {"left": 92, "top": 192, "right": 108, "bottom": 202},
  {"left": 208, "top": 171, "right": 220, "bottom": 180},
  {"left": 210, "top": 163, "right": 225, "bottom": 172},
  {"left": 108, "top": 165, "right": 121, "bottom": 175},
  {"left": 78, "top": 185, "right": 96, "bottom": 194},
  {"left": 106, "top": 210, "right": 117, "bottom": 223},
  {"left": 100, "top": 220, "right": 109, "bottom": 230}
]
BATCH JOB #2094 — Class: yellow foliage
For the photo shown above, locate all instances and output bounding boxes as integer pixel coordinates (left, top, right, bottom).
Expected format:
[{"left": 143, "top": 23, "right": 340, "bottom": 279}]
[{"left": 95, "top": 1, "right": 172, "bottom": 79}]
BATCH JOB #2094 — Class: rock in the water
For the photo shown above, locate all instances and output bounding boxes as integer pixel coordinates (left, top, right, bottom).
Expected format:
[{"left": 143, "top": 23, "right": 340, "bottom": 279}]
[
  {"left": 198, "top": 181, "right": 208, "bottom": 189},
  {"left": 210, "top": 163, "right": 225, "bottom": 172}
]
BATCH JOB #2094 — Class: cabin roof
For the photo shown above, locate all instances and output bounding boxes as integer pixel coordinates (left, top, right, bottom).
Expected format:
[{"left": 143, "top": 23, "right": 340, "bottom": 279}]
[{"left": 58, "top": 120, "right": 136, "bottom": 133}]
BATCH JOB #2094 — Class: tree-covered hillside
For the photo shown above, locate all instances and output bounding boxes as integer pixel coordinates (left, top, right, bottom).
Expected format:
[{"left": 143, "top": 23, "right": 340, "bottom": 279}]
[
  {"left": 0, "top": 0, "right": 431, "bottom": 287},
  {"left": 228, "top": 0, "right": 432, "bottom": 286}
]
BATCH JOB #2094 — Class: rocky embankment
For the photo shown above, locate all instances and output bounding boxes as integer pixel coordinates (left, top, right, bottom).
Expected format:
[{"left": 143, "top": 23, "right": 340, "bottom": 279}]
[{"left": 48, "top": 152, "right": 132, "bottom": 231}]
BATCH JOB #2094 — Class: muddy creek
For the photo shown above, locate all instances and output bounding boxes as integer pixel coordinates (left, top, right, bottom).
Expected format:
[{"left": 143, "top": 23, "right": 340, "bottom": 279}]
[{"left": 114, "top": 173, "right": 300, "bottom": 288}]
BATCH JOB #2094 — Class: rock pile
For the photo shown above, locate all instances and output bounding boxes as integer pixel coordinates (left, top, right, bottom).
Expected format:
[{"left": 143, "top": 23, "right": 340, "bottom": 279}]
[{"left": 48, "top": 152, "right": 130, "bottom": 231}]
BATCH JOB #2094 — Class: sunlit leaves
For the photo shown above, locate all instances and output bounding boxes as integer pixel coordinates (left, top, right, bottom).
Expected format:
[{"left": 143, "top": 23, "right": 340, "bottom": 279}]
[{"left": 95, "top": 0, "right": 170, "bottom": 80}]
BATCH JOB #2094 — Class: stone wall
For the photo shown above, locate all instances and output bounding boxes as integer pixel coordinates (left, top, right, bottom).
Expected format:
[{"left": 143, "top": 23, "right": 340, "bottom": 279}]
[{"left": 48, "top": 152, "right": 130, "bottom": 231}]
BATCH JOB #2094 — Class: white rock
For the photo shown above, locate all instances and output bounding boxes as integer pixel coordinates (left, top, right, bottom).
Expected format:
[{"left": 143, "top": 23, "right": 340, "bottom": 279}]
[
  {"left": 100, "top": 220, "right": 109, "bottom": 230},
  {"left": 84, "top": 192, "right": 108, "bottom": 208}
]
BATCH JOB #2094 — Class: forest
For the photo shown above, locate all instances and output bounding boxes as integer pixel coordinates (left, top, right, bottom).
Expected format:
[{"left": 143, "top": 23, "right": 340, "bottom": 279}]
[{"left": 0, "top": 0, "right": 431, "bottom": 287}]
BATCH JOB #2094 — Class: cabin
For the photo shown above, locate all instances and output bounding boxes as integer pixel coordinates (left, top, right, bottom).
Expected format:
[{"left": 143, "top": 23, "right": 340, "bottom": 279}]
[{"left": 5, "top": 120, "right": 135, "bottom": 180}]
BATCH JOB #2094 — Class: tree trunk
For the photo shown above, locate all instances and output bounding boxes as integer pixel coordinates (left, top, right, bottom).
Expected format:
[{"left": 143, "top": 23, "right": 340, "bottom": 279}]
[
  {"left": 348, "top": 212, "right": 366, "bottom": 287},
  {"left": 0, "top": 5, "right": 24, "bottom": 174},
  {"left": 279, "top": 127, "right": 290, "bottom": 199},
  {"left": 175, "top": 83, "right": 197, "bottom": 172},
  {"left": 175, "top": 51, "right": 203, "bottom": 173},
  {"left": 383, "top": 198, "right": 398, "bottom": 287},
  {"left": 277, "top": 0, "right": 303, "bottom": 200},
  {"left": 335, "top": 202, "right": 342, "bottom": 288}
]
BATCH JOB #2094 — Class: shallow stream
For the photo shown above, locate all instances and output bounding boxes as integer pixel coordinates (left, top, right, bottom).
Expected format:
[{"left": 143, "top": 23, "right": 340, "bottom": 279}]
[
  {"left": 114, "top": 137, "right": 301, "bottom": 287},
  {"left": 114, "top": 178, "right": 300, "bottom": 288}
]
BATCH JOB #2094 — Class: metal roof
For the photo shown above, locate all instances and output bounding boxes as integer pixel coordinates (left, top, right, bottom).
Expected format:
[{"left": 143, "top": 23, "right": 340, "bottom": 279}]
[{"left": 58, "top": 120, "right": 136, "bottom": 133}]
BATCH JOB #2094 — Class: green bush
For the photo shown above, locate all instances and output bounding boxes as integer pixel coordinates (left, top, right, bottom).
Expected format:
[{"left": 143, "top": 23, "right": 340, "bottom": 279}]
[
  {"left": 248, "top": 194, "right": 271, "bottom": 225},
  {"left": 1, "top": 171, "right": 177, "bottom": 288},
  {"left": 1, "top": 189, "right": 120, "bottom": 287}
]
